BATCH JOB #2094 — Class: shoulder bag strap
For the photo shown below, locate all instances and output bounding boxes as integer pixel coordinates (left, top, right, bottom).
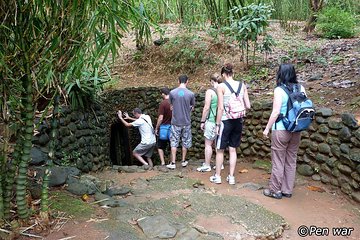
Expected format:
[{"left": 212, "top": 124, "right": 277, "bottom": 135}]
[{"left": 141, "top": 116, "right": 154, "bottom": 131}]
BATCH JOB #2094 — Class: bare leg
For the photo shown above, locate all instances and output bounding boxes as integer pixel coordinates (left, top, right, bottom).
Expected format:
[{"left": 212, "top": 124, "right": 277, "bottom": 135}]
[
  {"left": 133, "top": 152, "right": 148, "bottom": 165},
  {"left": 215, "top": 149, "right": 224, "bottom": 177},
  {"left": 171, "top": 147, "right": 177, "bottom": 163},
  {"left": 228, "top": 147, "right": 237, "bottom": 176},
  {"left": 204, "top": 138, "right": 213, "bottom": 166},
  {"left": 158, "top": 148, "right": 165, "bottom": 165},
  {"left": 181, "top": 146, "right": 187, "bottom": 162},
  {"left": 146, "top": 157, "right": 154, "bottom": 167}
]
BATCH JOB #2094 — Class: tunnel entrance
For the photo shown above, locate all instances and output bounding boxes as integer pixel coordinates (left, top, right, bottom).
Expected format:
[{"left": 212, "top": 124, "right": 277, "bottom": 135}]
[{"left": 110, "top": 122, "right": 132, "bottom": 166}]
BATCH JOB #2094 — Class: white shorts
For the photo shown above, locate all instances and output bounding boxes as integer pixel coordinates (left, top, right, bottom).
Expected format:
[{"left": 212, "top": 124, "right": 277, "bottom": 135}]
[{"left": 204, "top": 121, "right": 216, "bottom": 141}]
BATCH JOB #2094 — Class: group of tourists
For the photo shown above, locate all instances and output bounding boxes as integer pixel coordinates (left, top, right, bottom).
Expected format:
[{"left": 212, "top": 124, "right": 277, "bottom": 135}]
[{"left": 117, "top": 63, "right": 308, "bottom": 200}]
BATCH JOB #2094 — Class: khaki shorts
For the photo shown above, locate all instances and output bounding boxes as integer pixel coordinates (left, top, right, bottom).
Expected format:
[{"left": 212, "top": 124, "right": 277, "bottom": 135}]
[
  {"left": 204, "top": 121, "right": 216, "bottom": 141},
  {"left": 133, "top": 143, "right": 156, "bottom": 158}
]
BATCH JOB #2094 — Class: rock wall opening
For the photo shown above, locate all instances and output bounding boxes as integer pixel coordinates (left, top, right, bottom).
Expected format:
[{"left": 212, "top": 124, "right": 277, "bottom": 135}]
[{"left": 110, "top": 122, "right": 132, "bottom": 166}]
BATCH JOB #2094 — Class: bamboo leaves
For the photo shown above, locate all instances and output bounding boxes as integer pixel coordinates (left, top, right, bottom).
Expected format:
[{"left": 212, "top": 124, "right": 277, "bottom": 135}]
[{"left": 0, "top": 0, "right": 140, "bottom": 222}]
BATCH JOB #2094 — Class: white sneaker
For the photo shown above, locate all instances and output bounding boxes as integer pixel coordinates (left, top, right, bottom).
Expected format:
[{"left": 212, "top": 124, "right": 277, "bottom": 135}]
[
  {"left": 226, "top": 175, "right": 235, "bottom": 185},
  {"left": 166, "top": 162, "right": 176, "bottom": 169},
  {"left": 181, "top": 161, "right": 188, "bottom": 167},
  {"left": 209, "top": 175, "right": 222, "bottom": 184},
  {"left": 213, "top": 164, "right": 224, "bottom": 170},
  {"left": 197, "top": 164, "right": 211, "bottom": 172}
]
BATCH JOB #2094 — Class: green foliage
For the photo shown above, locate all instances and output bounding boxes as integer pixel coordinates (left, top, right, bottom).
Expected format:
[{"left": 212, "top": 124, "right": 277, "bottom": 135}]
[
  {"left": 272, "top": 0, "right": 310, "bottom": 31},
  {"left": 178, "top": 0, "right": 208, "bottom": 26},
  {"left": 163, "top": 35, "right": 215, "bottom": 73},
  {"left": 330, "top": 55, "right": 344, "bottom": 64},
  {"left": 258, "top": 34, "right": 276, "bottom": 61},
  {"left": 203, "top": 0, "right": 246, "bottom": 28},
  {"left": 327, "top": 0, "right": 360, "bottom": 15},
  {"left": 61, "top": 151, "right": 81, "bottom": 166},
  {"left": 288, "top": 45, "right": 316, "bottom": 62},
  {"left": 0, "top": 0, "right": 138, "bottom": 221},
  {"left": 228, "top": 3, "right": 273, "bottom": 66},
  {"left": 315, "top": 56, "right": 328, "bottom": 66},
  {"left": 317, "top": 7, "right": 357, "bottom": 39},
  {"left": 242, "top": 66, "right": 270, "bottom": 83},
  {"left": 133, "top": 2, "right": 159, "bottom": 50},
  {"left": 65, "top": 65, "right": 111, "bottom": 110},
  {"left": 139, "top": 0, "right": 207, "bottom": 26}
]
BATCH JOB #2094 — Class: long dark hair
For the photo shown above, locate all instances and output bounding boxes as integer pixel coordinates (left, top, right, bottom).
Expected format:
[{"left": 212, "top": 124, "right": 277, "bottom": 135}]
[{"left": 276, "top": 64, "right": 298, "bottom": 88}]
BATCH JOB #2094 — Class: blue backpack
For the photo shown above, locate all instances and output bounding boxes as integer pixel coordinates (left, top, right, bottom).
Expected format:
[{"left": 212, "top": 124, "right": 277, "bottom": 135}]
[{"left": 276, "top": 84, "right": 315, "bottom": 132}]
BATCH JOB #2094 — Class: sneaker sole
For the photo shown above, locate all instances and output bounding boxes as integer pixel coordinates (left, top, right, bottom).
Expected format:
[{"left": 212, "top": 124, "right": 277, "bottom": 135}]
[
  {"left": 197, "top": 168, "right": 211, "bottom": 172},
  {"left": 210, "top": 180, "right": 222, "bottom": 184},
  {"left": 226, "top": 177, "right": 235, "bottom": 185}
]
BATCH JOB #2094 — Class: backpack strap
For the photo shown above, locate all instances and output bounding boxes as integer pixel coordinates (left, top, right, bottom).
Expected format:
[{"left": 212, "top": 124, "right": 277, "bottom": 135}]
[
  {"left": 224, "top": 81, "right": 242, "bottom": 97},
  {"left": 280, "top": 85, "right": 294, "bottom": 118}
]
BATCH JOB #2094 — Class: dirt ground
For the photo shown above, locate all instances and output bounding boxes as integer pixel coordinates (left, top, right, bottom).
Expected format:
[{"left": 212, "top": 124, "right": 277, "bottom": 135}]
[{"left": 43, "top": 162, "right": 360, "bottom": 240}]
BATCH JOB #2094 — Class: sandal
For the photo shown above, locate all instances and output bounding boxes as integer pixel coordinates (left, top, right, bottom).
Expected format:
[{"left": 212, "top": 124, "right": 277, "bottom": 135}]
[{"left": 263, "top": 189, "right": 282, "bottom": 199}]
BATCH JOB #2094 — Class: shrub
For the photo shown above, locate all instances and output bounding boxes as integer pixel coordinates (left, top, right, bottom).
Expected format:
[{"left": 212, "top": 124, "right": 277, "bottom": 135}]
[
  {"left": 317, "top": 7, "right": 356, "bottom": 39},
  {"left": 163, "top": 35, "right": 215, "bottom": 73}
]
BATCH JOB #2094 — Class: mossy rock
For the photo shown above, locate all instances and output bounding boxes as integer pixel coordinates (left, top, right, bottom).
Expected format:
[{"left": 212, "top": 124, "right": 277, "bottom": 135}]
[
  {"left": 50, "top": 191, "right": 94, "bottom": 219},
  {"left": 252, "top": 160, "right": 272, "bottom": 172}
]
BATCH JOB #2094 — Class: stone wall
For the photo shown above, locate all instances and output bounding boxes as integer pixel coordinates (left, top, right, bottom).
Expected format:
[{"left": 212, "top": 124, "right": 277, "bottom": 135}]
[
  {"left": 33, "top": 105, "right": 108, "bottom": 172},
  {"left": 296, "top": 109, "right": 360, "bottom": 202},
  {"left": 33, "top": 87, "right": 360, "bottom": 202}
]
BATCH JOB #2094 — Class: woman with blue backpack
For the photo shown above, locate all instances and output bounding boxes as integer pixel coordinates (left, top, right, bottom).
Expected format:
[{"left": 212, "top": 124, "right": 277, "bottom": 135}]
[{"left": 262, "top": 63, "right": 314, "bottom": 199}]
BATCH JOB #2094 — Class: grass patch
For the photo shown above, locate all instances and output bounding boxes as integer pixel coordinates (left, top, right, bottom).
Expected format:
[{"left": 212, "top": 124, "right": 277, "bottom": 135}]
[{"left": 50, "top": 191, "right": 95, "bottom": 219}]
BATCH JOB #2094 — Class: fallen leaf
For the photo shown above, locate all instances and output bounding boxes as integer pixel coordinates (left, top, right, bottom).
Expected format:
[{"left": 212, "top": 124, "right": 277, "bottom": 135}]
[
  {"left": 81, "top": 194, "right": 89, "bottom": 202},
  {"left": 307, "top": 185, "right": 326, "bottom": 192},
  {"left": 127, "top": 219, "right": 138, "bottom": 225},
  {"left": 239, "top": 169, "right": 249, "bottom": 173},
  {"left": 183, "top": 203, "right": 191, "bottom": 209}
]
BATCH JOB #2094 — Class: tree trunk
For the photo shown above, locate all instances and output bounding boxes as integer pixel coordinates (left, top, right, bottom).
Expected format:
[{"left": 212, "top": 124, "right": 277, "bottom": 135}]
[{"left": 303, "top": 0, "right": 325, "bottom": 33}]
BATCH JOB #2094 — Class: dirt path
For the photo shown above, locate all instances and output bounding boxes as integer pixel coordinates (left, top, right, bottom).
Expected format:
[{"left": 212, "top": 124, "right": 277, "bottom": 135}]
[{"left": 43, "top": 162, "right": 360, "bottom": 240}]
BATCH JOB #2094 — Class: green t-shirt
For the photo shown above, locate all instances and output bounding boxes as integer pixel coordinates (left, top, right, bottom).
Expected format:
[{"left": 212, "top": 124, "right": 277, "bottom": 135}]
[{"left": 207, "top": 89, "right": 218, "bottom": 123}]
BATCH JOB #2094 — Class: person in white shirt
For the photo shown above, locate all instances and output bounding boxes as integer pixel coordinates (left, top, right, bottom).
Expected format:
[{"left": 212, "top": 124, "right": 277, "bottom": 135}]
[{"left": 118, "top": 108, "right": 156, "bottom": 167}]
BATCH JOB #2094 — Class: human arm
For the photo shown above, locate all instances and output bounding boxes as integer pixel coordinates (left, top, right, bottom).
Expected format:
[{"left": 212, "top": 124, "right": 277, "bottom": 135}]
[
  {"left": 190, "top": 93, "right": 195, "bottom": 111},
  {"left": 200, "top": 89, "right": 212, "bottom": 130},
  {"left": 215, "top": 85, "right": 225, "bottom": 134},
  {"left": 155, "top": 114, "right": 164, "bottom": 136},
  {"left": 243, "top": 84, "right": 251, "bottom": 110},
  {"left": 263, "top": 88, "right": 282, "bottom": 138},
  {"left": 123, "top": 112, "right": 136, "bottom": 121},
  {"left": 117, "top": 110, "right": 133, "bottom": 128}
]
